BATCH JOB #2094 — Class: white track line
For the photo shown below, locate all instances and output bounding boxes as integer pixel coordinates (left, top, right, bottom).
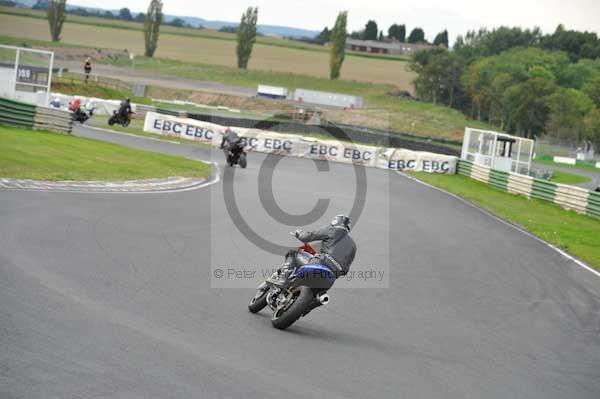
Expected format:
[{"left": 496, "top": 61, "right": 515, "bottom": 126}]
[
  {"left": 397, "top": 171, "right": 600, "bottom": 279},
  {"left": 0, "top": 166, "right": 220, "bottom": 195}
]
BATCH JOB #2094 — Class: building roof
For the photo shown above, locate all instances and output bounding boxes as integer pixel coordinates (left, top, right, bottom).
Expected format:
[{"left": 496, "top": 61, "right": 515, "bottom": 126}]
[{"left": 346, "top": 38, "right": 432, "bottom": 51}]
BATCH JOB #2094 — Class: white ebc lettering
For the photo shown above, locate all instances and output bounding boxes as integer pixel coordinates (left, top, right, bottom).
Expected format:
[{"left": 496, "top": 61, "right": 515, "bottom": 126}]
[{"left": 153, "top": 119, "right": 162, "bottom": 130}]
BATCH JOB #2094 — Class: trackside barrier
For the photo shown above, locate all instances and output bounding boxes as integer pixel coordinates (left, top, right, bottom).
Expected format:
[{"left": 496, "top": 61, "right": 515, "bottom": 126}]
[
  {"left": 0, "top": 97, "right": 72, "bottom": 134},
  {"left": 143, "top": 112, "right": 457, "bottom": 174},
  {"left": 458, "top": 159, "right": 599, "bottom": 219},
  {"left": 50, "top": 94, "right": 186, "bottom": 119}
]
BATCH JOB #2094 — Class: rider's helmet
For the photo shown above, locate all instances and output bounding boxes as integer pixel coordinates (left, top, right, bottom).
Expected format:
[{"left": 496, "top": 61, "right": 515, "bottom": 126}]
[
  {"left": 331, "top": 214, "right": 351, "bottom": 232},
  {"left": 125, "top": 98, "right": 131, "bottom": 103}
]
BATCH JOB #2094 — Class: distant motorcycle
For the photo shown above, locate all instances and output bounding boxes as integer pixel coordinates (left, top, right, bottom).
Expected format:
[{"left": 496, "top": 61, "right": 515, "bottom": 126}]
[
  {"left": 72, "top": 106, "right": 95, "bottom": 124},
  {"left": 108, "top": 110, "right": 134, "bottom": 127},
  {"left": 248, "top": 233, "right": 333, "bottom": 330},
  {"left": 226, "top": 140, "right": 247, "bottom": 168}
]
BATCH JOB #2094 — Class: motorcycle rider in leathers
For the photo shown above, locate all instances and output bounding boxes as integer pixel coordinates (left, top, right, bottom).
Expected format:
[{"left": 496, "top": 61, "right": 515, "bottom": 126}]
[{"left": 278, "top": 215, "right": 356, "bottom": 283}]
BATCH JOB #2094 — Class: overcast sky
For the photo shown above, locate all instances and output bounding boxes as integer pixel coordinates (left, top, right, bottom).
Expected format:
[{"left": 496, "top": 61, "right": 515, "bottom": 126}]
[{"left": 71, "top": 0, "right": 600, "bottom": 42}]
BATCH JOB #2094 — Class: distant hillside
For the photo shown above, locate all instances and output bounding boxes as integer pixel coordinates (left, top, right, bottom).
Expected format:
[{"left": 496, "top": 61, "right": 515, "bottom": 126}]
[
  {"left": 172, "top": 16, "right": 319, "bottom": 38},
  {"left": 14, "top": 1, "right": 319, "bottom": 38}
]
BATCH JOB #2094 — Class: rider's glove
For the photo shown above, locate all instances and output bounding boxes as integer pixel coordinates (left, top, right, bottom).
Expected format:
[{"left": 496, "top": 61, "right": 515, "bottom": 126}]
[{"left": 294, "top": 229, "right": 304, "bottom": 239}]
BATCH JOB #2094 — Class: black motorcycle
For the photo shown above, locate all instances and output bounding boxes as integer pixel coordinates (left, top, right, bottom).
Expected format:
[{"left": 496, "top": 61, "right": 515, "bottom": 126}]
[
  {"left": 226, "top": 141, "right": 247, "bottom": 168},
  {"left": 248, "top": 234, "right": 333, "bottom": 330},
  {"left": 72, "top": 106, "right": 95, "bottom": 123},
  {"left": 108, "top": 110, "right": 133, "bottom": 127}
]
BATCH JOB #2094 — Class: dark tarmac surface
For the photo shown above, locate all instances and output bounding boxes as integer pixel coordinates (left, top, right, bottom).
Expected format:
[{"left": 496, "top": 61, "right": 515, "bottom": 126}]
[{"left": 1, "top": 126, "right": 599, "bottom": 398}]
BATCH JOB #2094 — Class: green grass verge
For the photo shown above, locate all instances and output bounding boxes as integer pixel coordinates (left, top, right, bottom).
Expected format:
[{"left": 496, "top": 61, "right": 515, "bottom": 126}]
[
  {"left": 535, "top": 156, "right": 600, "bottom": 173},
  {"left": 409, "top": 172, "right": 600, "bottom": 271},
  {"left": 51, "top": 76, "right": 153, "bottom": 104},
  {"left": 550, "top": 171, "right": 592, "bottom": 185},
  {"left": 0, "top": 125, "right": 210, "bottom": 181}
]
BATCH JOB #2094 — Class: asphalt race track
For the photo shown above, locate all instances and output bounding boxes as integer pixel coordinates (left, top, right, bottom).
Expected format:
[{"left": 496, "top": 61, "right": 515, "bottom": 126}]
[{"left": 2, "top": 126, "right": 600, "bottom": 399}]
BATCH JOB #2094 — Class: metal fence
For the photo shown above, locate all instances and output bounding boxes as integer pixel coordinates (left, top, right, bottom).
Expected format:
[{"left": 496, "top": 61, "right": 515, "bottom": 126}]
[
  {"left": 54, "top": 72, "right": 133, "bottom": 93},
  {"left": 535, "top": 136, "right": 598, "bottom": 161}
]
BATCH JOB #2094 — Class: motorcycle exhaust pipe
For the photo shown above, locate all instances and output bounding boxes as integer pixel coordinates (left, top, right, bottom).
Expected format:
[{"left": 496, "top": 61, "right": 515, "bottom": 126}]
[{"left": 317, "top": 293, "right": 330, "bottom": 305}]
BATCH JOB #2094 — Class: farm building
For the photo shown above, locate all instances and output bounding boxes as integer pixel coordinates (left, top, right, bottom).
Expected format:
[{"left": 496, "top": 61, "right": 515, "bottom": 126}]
[{"left": 345, "top": 39, "right": 433, "bottom": 56}]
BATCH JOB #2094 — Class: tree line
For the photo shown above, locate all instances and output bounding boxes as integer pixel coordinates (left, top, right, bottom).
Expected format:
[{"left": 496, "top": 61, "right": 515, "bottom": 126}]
[
  {"left": 31, "top": 0, "right": 199, "bottom": 29},
  {"left": 410, "top": 26, "right": 600, "bottom": 146},
  {"left": 317, "top": 20, "right": 448, "bottom": 47}
]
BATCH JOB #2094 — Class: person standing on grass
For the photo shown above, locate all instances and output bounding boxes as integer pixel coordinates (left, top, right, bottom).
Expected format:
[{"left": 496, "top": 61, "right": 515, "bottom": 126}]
[{"left": 84, "top": 57, "right": 92, "bottom": 84}]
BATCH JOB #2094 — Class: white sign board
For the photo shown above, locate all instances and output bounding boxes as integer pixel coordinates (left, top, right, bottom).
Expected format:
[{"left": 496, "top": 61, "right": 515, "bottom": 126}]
[{"left": 554, "top": 156, "right": 577, "bottom": 165}]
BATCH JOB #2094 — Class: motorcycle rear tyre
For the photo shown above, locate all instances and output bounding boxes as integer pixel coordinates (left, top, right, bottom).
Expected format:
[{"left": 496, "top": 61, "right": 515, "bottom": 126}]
[{"left": 271, "top": 286, "right": 313, "bottom": 330}]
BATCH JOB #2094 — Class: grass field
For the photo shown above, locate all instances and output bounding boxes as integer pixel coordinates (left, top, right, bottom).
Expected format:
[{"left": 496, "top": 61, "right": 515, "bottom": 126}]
[
  {"left": 0, "top": 125, "right": 210, "bottom": 181},
  {"left": 0, "top": 6, "right": 411, "bottom": 61},
  {"left": 0, "top": 12, "right": 414, "bottom": 88},
  {"left": 535, "top": 156, "right": 600, "bottom": 173},
  {"left": 410, "top": 172, "right": 600, "bottom": 271},
  {"left": 550, "top": 171, "right": 592, "bottom": 185},
  {"left": 105, "top": 55, "right": 490, "bottom": 139}
]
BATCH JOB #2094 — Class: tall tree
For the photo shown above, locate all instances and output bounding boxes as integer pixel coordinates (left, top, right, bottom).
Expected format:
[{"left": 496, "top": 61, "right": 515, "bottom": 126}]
[
  {"left": 548, "top": 88, "right": 594, "bottom": 141},
  {"left": 364, "top": 20, "right": 378, "bottom": 40},
  {"left": 504, "top": 74, "right": 557, "bottom": 138},
  {"left": 119, "top": 7, "right": 133, "bottom": 21},
  {"left": 236, "top": 7, "right": 258, "bottom": 69},
  {"left": 144, "top": 0, "right": 163, "bottom": 57},
  {"left": 433, "top": 30, "right": 449, "bottom": 47},
  {"left": 583, "top": 76, "right": 600, "bottom": 106},
  {"left": 134, "top": 12, "right": 145, "bottom": 23},
  {"left": 584, "top": 107, "right": 600, "bottom": 148},
  {"left": 329, "top": 11, "right": 348, "bottom": 80},
  {"left": 378, "top": 31, "right": 384, "bottom": 41},
  {"left": 316, "top": 27, "right": 331, "bottom": 44},
  {"left": 47, "top": 0, "right": 66, "bottom": 42},
  {"left": 388, "top": 24, "right": 406, "bottom": 42},
  {"left": 408, "top": 28, "right": 425, "bottom": 44},
  {"left": 410, "top": 48, "right": 464, "bottom": 106}
]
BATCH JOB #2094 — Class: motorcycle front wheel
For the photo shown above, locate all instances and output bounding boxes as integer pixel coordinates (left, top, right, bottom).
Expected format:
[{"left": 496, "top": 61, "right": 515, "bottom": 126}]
[
  {"left": 122, "top": 119, "right": 131, "bottom": 127},
  {"left": 248, "top": 282, "right": 269, "bottom": 313},
  {"left": 239, "top": 152, "right": 247, "bottom": 169},
  {"left": 108, "top": 116, "right": 115, "bottom": 126},
  {"left": 271, "top": 285, "right": 313, "bottom": 330}
]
